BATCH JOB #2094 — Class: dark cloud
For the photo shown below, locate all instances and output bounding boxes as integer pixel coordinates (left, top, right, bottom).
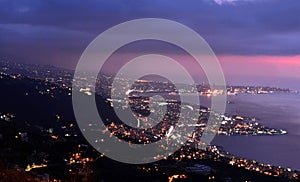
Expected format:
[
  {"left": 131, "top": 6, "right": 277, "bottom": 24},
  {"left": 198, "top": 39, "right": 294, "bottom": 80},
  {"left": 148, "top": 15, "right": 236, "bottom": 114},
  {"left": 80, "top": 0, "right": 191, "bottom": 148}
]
[{"left": 0, "top": 0, "right": 299, "bottom": 68}]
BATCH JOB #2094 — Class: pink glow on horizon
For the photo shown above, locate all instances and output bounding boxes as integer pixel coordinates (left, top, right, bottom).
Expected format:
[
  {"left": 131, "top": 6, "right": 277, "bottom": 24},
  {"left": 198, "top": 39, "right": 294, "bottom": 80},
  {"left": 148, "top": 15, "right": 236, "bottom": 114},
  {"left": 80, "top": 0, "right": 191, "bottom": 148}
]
[
  {"left": 218, "top": 55, "right": 300, "bottom": 78},
  {"left": 100, "top": 53, "right": 300, "bottom": 86}
]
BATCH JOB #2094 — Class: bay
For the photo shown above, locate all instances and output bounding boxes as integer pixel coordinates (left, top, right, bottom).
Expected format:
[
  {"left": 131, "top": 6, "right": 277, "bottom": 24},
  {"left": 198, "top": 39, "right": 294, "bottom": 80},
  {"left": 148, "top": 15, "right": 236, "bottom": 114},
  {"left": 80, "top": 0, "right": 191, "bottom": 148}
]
[{"left": 210, "top": 93, "right": 300, "bottom": 170}]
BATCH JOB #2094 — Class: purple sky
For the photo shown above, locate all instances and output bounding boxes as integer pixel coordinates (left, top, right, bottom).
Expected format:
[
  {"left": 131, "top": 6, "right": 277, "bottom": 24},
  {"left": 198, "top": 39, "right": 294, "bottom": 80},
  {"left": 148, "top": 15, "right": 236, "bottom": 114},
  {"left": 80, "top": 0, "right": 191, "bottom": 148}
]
[{"left": 0, "top": 0, "right": 299, "bottom": 86}]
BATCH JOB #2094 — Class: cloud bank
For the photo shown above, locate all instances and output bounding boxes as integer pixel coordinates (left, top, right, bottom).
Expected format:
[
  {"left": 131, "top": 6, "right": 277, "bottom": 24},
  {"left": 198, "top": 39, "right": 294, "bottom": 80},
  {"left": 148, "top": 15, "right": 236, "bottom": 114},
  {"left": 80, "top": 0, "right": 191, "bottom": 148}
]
[{"left": 0, "top": 0, "right": 299, "bottom": 67}]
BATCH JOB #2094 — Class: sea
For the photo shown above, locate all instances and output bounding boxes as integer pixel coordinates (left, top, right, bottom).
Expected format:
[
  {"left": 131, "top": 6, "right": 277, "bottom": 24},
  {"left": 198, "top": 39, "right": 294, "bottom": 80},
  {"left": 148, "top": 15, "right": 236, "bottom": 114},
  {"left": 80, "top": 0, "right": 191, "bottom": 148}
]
[{"left": 207, "top": 93, "right": 300, "bottom": 170}]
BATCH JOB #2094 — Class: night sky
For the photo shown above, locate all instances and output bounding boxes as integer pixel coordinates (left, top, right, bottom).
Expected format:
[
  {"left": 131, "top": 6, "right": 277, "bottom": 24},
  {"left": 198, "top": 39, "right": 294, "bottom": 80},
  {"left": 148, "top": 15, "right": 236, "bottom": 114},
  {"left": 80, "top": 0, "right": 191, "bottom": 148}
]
[{"left": 0, "top": 0, "right": 299, "bottom": 86}]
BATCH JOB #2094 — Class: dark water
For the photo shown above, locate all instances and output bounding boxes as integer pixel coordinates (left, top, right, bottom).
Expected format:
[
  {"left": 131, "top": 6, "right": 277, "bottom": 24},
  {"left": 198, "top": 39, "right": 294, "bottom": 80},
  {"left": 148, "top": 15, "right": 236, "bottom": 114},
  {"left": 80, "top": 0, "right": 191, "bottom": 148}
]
[{"left": 209, "top": 93, "right": 300, "bottom": 170}]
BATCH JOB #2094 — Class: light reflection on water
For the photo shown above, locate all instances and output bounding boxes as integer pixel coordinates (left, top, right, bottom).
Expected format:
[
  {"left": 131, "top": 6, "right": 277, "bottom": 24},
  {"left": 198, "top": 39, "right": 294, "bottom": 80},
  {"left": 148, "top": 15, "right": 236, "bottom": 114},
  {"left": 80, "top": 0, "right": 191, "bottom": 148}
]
[{"left": 208, "top": 93, "right": 300, "bottom": 170}]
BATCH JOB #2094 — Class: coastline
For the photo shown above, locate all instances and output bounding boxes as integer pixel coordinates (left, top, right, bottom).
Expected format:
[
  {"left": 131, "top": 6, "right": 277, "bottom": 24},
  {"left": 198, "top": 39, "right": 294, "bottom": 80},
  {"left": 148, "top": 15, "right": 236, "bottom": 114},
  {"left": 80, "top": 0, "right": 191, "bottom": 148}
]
[{"left": 211, "top": 93, "right": 300, "bottom": 171}]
